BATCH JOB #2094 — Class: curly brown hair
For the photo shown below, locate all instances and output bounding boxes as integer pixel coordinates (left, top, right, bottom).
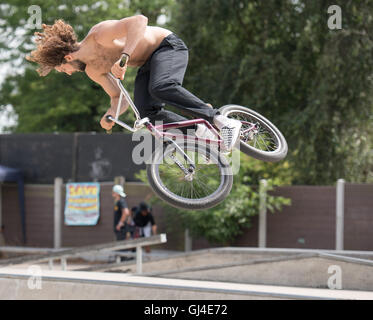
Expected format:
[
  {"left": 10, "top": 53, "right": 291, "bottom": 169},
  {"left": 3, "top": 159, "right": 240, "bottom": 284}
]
[{"left": 27, "top": 19, "right": 79, "bottom": 76}]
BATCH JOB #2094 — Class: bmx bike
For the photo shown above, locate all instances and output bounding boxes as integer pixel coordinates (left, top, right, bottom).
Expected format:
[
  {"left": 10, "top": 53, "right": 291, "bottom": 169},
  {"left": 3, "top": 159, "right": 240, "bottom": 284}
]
[{"left": 106, "top": 73, "right": 288, "bottom": 210}]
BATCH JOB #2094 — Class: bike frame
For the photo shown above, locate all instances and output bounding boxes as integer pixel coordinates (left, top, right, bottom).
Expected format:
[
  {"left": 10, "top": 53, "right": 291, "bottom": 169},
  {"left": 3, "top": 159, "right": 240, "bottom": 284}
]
[
  {"left": 106, "top": 74, "right": 257, "bottom": 152},
  {"left": 107, "top": 73, "right": 225, "bottom": 146}
]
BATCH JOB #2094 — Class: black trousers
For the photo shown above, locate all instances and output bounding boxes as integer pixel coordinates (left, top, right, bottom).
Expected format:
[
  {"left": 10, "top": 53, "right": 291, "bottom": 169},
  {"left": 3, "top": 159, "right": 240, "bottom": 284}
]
[
  {"left": 134, "top": 34, "right": 219, "bottom": 126},
  {"left": 114, "top": 225, "right": 128, "bottom": 241}
]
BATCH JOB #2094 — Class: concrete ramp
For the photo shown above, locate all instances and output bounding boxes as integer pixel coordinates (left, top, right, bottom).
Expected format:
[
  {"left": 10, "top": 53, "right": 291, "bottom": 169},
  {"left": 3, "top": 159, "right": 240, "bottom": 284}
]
[
  {"left": 1, "top": 267, "right": 373, "bottom": 300},
  {"left": 149, "top": 253, "right": 373, "bottom": 291},
  {"left": 78, "top": 248, "right": 373, "bottom": 292}
]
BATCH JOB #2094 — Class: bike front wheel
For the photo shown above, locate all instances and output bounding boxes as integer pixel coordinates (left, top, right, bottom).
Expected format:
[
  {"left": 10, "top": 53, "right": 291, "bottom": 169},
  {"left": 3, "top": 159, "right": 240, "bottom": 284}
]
[
  {"left": 219, "top": 104, "right": 288, "bottom": 162},
  {"left": 147, "top": 142, "right": 233, "bottom": 210}
]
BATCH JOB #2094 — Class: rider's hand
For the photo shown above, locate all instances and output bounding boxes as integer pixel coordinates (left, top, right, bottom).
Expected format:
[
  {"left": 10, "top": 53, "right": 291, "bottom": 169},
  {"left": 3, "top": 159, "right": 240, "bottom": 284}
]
[
  {"left": 100, "top": 111, "right": 115, "bottom": 130},
  {"left": 111, "top": 59, "right": 127, "bottom": 80}
]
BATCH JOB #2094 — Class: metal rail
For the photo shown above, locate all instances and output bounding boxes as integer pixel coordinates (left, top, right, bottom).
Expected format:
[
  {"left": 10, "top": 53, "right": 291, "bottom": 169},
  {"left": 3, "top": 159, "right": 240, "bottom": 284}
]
[{"left": 0, "top": 234, "right": 167, "bottom": 275}]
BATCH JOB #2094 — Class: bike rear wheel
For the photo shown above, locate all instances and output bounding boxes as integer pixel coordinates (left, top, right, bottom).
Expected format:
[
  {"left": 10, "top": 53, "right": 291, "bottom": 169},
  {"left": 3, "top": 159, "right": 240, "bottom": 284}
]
[
  {"left": 147, "top": 142, "right": 233, "bottom": 210},
  {"left": 219, "top": 105, "right": 288, "bottom": 162}
]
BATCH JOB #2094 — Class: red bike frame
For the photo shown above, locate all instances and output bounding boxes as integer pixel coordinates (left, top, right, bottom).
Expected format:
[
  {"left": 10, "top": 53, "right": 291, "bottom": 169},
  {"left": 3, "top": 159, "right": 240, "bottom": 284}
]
[{"left": 106, "top": 73, "right": 255, "bottom": 149}]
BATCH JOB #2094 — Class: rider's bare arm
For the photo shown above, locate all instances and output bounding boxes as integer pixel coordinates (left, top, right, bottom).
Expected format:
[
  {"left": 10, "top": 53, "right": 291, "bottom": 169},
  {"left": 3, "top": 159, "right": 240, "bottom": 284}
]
[
  {"left": 95, "top": 15, "right": 148, "bottom": 56},
  {"left": 152, "top": 224, "right": 157, "bottom": 235},
  {"left": 94, "top": 15, "right": 148, "bottom": 80},
  {"left": 86, "top": 68, "right": 129, "bottom": 129}
]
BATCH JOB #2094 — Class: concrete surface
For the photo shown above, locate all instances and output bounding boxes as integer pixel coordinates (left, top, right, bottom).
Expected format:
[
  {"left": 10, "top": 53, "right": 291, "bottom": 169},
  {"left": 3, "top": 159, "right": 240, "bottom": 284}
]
[
  {"left": 93, "top": 248, "right": 373, "bottom": 291},
  {"left": 1, "top": 267, "right": 373, "bottom": 300},
  {"left": 2, "top": 247, "right": 373, "bottom": 299},
  {"left": 157, "top": 256, "right": 373, "bottom": 291}
]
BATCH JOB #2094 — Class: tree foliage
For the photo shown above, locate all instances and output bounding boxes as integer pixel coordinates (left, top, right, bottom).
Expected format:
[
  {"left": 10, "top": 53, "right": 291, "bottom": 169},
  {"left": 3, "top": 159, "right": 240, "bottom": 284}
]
[
  {"left": 136, "top": 154, "right": 292, "bottom": 245},
  {"left": 1, "top": 0, "right": 372, "bottom": 184},
  {"left": 0, "top": 0, "right": 173, "bottom": 132},
  {"left": 171, "top": 0, "right": 373, "bottom": 184}
]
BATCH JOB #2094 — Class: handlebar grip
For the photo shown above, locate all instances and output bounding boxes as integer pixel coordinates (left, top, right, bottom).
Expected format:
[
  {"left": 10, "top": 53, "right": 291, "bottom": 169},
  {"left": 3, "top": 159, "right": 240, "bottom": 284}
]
[
  {"left": 119, "top": 53, "right": 130, "bottom": 68},
  {"left": 105, "top": 115, "right": 114, "bottom": 123},
  {"left": 105, "top": 115, "right": 113, "bottom": 134}
]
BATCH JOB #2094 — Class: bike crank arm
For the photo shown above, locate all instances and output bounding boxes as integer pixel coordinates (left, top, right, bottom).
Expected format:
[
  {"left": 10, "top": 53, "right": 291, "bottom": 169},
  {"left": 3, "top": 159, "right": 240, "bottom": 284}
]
[
  {"left": 168, "top": 153, "right": 193, "bottom": 177},
  {"left": 163, "top": 137, "right": 196, "bottom": 170}
]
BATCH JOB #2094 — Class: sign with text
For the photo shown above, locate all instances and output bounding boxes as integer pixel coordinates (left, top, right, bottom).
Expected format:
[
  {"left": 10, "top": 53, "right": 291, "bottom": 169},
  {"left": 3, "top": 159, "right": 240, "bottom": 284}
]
[{"left": 64, "top": 183, "right": 100, "bottom": 226}]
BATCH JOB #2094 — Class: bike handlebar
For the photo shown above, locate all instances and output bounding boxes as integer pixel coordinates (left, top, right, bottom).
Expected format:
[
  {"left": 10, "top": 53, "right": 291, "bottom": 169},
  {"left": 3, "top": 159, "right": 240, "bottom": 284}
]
[
  {"left": 104, "top": 72, "right": 142, "bottom": 134},
  {"left": 106, "top": 115, "right": 114, "bottom": 122},
  {"left": 119, "top": 53, "right": 129, "bottom": 68},
  {"left": 105, "top": 115, "right": 114, "bottom": 134}
]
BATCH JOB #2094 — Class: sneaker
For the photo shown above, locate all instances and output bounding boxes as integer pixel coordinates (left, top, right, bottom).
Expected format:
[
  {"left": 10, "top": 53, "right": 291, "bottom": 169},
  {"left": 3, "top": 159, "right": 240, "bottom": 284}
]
[
  {"left": 214, "top": 116, "right": 242, "bottom": 151},
  {"left": 195, "top": 124, "right": 228, "bottom": 160},
  {"left": 195, "top": 124, "right": 217, "bottom": 141}
]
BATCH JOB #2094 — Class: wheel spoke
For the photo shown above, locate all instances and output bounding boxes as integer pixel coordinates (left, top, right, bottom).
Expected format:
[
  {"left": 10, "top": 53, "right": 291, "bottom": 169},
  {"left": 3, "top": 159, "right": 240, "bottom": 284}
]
[
  {"left": 226, "top": 110, "right": 279, "bottom": 153},
  {"left": 158, "top": 146, "right": 223, "bottom": 200}
]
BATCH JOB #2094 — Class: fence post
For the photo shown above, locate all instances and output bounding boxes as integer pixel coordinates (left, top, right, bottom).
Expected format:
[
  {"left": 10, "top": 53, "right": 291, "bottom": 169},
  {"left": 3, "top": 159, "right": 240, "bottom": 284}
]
[
  {"left": 258, "top": 179, "right": 268, "bottom": 248},
  {"left": 336, "top": 179, "right": 345, "bottom": 251},
  {"left": 185, "top": 229, "right": 192, "bottom": 252},
  {"left": 114, "top": 176, "right": 125, "bottom": 187},
  {"left": 54, "top": 177, "right": 63, "bottom": 249},
  {"left": 136, "top": 245, "right": 143, "bottom": 274},
  {"left": 61, "top": 258, "right": 67, "bottom": 271}
]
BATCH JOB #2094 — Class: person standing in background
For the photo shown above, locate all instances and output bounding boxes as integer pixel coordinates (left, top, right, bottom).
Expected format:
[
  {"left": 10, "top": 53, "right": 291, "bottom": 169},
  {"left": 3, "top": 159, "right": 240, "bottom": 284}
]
[
  {"left": 112, "top": 185, "right": 130, "bottom": 241},
  {"left": 129, "top": 206, "right": 138, "bottom": 239},
  {"left": 133, "top": 202, "right": 157, "bottom": 253}
]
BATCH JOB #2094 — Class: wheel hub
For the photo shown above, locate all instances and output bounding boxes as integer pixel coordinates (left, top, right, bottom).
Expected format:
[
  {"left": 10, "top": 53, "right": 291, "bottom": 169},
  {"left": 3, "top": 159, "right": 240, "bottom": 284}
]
[
  {"left": 184, "top": 173, "right": 194, "bottom": 182},
  {"left": 242, "top": 123, "right": 260, "bottom": 141}
]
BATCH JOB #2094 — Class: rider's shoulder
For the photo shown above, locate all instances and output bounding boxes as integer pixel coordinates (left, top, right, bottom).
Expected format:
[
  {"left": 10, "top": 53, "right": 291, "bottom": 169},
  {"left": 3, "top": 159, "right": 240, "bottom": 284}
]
[
  {"left": 87, "top": 21, "right": 108, "bottom": 34},
  {"left": 89, "top": 20, "right": 117, "bottom": 41},
  {"left": 85, "top": 21, "right": 107, "bottom": 41}
]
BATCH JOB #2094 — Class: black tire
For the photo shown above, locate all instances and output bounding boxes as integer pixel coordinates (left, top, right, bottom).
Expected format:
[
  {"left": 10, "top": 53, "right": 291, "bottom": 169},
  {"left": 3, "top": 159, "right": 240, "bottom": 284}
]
[
  {"left": 219, "top": 104, "right": 288, "bottom": 162},
  {"left": 147, "top": 142, "right": 233, "bottom": 210}
]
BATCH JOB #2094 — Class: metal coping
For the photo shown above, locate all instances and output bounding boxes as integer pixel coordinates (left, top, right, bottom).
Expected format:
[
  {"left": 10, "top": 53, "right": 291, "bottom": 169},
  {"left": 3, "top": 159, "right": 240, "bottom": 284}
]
[{"left": 0, "top": 269, "right": 363, "bottom": 300}]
